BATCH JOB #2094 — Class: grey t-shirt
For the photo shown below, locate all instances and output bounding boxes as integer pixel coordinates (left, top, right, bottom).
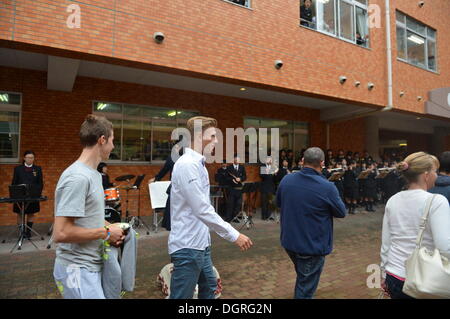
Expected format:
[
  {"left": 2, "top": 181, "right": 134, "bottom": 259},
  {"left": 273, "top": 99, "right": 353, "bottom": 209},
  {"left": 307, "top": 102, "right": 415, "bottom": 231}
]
[{"left": 55, "top": 161, "right": 105, "bottom": 272}]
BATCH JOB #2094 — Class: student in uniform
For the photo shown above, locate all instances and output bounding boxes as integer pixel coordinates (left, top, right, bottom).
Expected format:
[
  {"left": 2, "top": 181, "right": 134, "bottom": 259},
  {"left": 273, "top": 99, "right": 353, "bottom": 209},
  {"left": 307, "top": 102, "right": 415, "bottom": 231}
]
[
  {"left": 259, "top": 156, "right": 278, "bottom": 221},
  {"left": 292, "top": 158, "right": 303, "bottom": 172},
  {"left": 215, "top": 160, "right": 231, "bottom": 217},
  {"left": 343, "top": 161, "right": 359, "bottom": 214},
  {"left": 333, "top": 162, "right": 345, "bottom": 203},
  {"left": 363, "top": 163, "right": 378, "bottom": 212},
  {"left": 11, "top": 150, "right": 44, "bottom": 238},
  {"left": 225, "top": 155, "right": 247, "bottom": 222}
]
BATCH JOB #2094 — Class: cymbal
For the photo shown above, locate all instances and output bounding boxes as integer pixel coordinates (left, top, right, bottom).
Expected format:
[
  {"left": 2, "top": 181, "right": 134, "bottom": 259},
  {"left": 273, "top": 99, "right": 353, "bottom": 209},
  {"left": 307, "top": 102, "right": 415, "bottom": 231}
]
[{"left": 115, "top": 174, "right": 136, "bottom": 182}]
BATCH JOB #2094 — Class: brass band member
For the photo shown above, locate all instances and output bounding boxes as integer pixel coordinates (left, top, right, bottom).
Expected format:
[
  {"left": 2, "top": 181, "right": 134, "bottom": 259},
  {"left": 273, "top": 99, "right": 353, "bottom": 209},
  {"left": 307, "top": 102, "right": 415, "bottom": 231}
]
[
  {"left": 11, "top": 150, "right": 43, "bottom": 239},
  {"left": 259, "top": 156, "right": 278, "bottom": 221},
  {"left": 225, "top": 155, "right": 247, "bottom": 222}
]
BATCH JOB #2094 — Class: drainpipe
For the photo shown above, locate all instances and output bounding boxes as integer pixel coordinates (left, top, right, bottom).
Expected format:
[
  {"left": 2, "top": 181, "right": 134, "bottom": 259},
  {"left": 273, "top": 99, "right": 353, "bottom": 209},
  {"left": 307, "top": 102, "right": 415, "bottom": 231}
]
[{"left": 382, "top": 0, "right": 393, "bottom": 112}]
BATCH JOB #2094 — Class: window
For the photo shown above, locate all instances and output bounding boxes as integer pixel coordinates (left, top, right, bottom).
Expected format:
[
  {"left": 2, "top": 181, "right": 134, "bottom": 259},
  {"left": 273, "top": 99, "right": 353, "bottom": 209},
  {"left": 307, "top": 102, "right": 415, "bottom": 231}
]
[
  {"left": 93, "top": 102, "right": 198, "bottom": 163},
  {"left": 396, "top": 10, "right": 437, "bottom": 72},
  {"left": 0, "top": 92, "right": 21, "bottom": 163},
  {"left": 243, "top": 117, "right": 309, "bottom": 165},
  {"left": 299, "top": 0, "right": 369, "bottom": 47},
  {"left": 223, "top": 0, "right": 250, "bottom": 8}
]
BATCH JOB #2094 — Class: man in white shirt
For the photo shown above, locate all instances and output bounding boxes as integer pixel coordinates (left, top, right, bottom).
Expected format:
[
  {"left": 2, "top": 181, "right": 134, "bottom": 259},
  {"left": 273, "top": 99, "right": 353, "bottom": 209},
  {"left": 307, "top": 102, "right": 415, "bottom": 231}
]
[{"left": 168, "top": 116, "right": 253, "bottom": 299}]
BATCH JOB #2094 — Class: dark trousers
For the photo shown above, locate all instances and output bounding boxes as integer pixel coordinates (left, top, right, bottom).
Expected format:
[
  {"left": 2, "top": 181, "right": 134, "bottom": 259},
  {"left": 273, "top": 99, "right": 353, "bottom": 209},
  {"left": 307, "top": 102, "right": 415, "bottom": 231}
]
[
  {"left": 260, "top": 192, "right": 272, "bottom": 220},
  {"left": 385, "top": 274, "right": 414, "bottom": 299},
  {"left": 286, "top": 249, "right": 325, "bottom": 299},
  {"left": 226, "top": 188, "right": 242, "bottom": 222},
  {"left": 161, "top": 195, "right": 171, "bottom": 231}
]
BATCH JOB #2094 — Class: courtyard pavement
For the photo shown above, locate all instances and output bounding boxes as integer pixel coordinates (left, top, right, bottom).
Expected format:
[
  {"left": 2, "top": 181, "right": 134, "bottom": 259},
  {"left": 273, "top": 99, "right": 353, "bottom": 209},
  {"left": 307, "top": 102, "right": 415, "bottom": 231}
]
[{"left": 0, "top": 206, "right": 386, "bottom": 299}]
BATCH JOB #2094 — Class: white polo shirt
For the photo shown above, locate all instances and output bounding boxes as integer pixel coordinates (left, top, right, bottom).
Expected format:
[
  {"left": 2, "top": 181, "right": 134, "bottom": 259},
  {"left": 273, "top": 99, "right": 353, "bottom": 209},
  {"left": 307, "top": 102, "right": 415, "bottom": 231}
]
[{"left": 168, "top": 148, "right": 240, "bottom": 255}]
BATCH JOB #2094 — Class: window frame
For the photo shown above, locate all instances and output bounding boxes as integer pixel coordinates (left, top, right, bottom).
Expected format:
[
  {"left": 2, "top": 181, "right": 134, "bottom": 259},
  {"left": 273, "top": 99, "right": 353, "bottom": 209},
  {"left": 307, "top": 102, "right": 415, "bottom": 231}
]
[
  {"left": 0, "top": 91, "right": 22, "bottom": 164},
  {"left": 299, "top": 0, "right": 370, "bottom": 49},
  {"left": 243, "top": 116, "right": 310, "bottom": 165},
  {"left": 92, "top": 101, "right": 199, "bottom": 164},
  {"left": 221, "top": 0, "right": 252, "bottom": 9},
  {"left": 395, "top": 10, "right": 438, "bottom": 73}
]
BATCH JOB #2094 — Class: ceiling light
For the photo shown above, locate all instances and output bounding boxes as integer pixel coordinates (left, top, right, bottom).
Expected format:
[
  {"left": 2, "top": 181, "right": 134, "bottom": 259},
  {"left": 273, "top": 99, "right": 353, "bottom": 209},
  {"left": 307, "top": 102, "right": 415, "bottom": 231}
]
[
  {"left": 97, "top": 103, "right": 107, "bottom": 110},
  {"left": 408, "top": 35, "right": 424, "bottom": 45},
  {"left": 416, "top": 117, "right": 421, "bottom": 120},
  {"left": 399, "top": 143, "right": 407, "bottom": 146},
  {"left": 240, "top": 88, "right": 246, "bottom": 91}
]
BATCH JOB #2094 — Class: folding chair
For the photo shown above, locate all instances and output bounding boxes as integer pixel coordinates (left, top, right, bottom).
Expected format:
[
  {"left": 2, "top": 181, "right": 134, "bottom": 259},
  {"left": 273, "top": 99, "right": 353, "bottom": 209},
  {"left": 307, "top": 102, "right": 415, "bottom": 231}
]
[{"left": 148, "top": 181, "right": 171, "bottom": 233}]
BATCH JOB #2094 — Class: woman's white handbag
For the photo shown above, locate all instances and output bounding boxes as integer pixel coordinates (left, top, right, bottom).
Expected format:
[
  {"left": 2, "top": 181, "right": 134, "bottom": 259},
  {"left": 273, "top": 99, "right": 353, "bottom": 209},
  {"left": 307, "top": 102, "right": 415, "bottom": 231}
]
[{"left": 403, "top": 194, "right": 450, "bottom": 299}]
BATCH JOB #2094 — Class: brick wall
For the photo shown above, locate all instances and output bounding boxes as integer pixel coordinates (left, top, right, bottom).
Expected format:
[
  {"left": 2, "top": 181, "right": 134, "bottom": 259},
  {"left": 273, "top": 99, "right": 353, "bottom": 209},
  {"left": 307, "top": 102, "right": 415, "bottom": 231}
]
[
  {"left": 0, "top": 65, "right": 367, "bottom": 225},
  {"left": 1, "top": 0, "right": 448, "bottom": 115}
]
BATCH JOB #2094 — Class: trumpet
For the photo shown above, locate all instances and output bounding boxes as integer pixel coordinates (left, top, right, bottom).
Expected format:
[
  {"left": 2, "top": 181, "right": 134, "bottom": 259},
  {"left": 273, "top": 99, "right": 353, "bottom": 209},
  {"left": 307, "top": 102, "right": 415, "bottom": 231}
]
[{"left": 228, "top": 172, "right": 241, "bottom": 185}]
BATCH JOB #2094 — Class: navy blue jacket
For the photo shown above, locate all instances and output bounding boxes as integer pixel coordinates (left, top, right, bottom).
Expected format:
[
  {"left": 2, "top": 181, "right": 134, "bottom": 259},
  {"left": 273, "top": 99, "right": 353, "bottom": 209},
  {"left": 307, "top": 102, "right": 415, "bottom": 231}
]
[
  {"left": 277, "top": 167, "right": 346, "bottom": 256},
  {"left": 429, "top": 175, "right": 450, "bottom": 203}
]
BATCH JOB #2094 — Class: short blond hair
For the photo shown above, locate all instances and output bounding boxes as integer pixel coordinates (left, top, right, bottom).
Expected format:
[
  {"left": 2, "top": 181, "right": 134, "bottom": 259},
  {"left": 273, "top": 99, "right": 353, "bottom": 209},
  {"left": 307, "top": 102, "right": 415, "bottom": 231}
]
[
  {"left": 397, "top": 152, "right": 439, "bottom": 184},
  {"left": 186, "top": 116, "right": 218, "bottom": 135}
]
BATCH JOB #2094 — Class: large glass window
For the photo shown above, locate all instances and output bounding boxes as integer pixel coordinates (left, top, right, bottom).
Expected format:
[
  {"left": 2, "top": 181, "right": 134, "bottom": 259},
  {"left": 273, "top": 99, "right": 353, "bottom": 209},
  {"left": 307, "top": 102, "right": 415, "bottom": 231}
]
[
  {"left": 299, "top": 0, "right": 369, "bottom": 47},
  {"left": 339, "top": 0, "right": 354, "bottom": 41},
  {"left": 0, "top": 92, "right": 21, "bottom": 162},
  {"left": 396, "top": 10, "right": 437, "bottom": 72},
  {"left": 243, "top": 117, "right": 309, "bottom": 165},
  {"left": 223, "top": 0, "right": 250, "bottom": 8},
  {"left": 93, "top": 102, "right": 198, "bottom": 163}
]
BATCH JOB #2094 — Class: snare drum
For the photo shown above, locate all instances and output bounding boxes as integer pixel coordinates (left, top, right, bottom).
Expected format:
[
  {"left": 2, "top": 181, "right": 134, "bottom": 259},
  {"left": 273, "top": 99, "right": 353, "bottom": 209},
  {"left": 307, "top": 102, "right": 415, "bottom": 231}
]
[
  {"left": 104, "top": 187, "right": 120, "bottom": 202},
  {"left": 105, "top": 207, "right": 121, "bottom": 223}
]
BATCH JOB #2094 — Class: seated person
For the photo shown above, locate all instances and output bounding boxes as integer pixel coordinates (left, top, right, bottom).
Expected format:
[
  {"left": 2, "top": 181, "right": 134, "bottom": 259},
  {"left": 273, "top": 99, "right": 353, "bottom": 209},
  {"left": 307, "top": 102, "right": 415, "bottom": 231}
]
[{"left": 97, "top": 162, "right": 114, "bottom": 190}]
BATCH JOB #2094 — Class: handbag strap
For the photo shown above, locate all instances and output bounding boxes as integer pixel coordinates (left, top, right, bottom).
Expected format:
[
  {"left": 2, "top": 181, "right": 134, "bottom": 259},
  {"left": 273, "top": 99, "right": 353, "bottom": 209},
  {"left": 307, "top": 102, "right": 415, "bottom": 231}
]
[{"left": 415, "top": 194, "right": 437, "bottom": 247}]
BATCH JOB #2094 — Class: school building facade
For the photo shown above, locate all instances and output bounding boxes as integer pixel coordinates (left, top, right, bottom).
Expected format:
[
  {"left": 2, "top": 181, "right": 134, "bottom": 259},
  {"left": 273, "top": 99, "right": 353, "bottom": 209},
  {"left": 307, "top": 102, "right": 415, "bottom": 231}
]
[{"left": 0, "top": 0, "right": 449, "bottom": 225}]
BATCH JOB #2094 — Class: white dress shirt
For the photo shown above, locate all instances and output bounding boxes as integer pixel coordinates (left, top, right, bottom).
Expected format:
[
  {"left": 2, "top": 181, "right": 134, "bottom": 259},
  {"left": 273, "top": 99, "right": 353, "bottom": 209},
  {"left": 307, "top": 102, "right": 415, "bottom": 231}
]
[
  {"left": 168, "top": 148, "right": 240, "bottom": 254},
  {"left": 380, "top": 189, "right": 450, "bottom": 279}
]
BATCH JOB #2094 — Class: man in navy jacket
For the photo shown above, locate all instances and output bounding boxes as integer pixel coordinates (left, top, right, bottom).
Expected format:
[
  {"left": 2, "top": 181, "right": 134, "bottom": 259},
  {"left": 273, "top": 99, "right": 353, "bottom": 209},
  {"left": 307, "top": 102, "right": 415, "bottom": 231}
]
[{"left": 277, "top": 147, "right": 346, "bottom": 299}]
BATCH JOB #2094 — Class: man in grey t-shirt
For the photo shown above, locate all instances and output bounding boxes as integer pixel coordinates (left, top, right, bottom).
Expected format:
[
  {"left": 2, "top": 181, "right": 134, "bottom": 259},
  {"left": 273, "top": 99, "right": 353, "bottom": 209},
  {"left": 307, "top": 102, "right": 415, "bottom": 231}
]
[{"left": 53, "top": 115, "right": 124, "bottom": 299}]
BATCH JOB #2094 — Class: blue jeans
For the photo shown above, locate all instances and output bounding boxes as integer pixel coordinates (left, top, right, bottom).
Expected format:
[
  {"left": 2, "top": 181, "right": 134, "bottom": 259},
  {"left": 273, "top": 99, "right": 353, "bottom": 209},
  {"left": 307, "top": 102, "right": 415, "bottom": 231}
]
[
  {"left": 286, "top": 250, "right": 325, "bottom": 299},
  {"left": 169, "top": 247, "right": 216, "bottom": 299},
  {"left": 385, "top": 274, "right": 414, "bottom": 299}
]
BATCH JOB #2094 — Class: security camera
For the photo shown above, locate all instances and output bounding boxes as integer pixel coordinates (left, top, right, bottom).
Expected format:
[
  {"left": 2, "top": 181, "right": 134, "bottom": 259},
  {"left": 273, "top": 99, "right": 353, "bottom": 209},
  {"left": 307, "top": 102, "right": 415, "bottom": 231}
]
[
  {"left": 368, "top": 82, "right": 375, "bottom": 90},
  {"left": 417, "top": 96, "right": 423, "bottom": 101},
  {"left": 274, "top": 60, "right": 283, "bottom": 69},
  {"left": 399, "top": 91, "right": 405, "bottom": 97},
  {"left": 339, "top": 76, "right": 347, "bottom": 84},
  {"left": 153, "top": 32, "right": 165, "bottom": 44},
  {"left": 354, "top": 81, "right": 361, "bottom": 87},
  {"left": 418, "top": 1, "right": 424, "bottom": 8}
]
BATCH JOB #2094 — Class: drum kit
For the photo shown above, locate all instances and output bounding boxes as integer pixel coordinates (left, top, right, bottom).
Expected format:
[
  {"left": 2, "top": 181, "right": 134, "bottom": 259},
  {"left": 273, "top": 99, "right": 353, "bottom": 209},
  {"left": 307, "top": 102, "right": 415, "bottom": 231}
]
[
  {"left": 104, "top": 174, "right": 136, "bottom": 224},
  {"left": 104, "top": 174, "right": 151, "bottom": 234}
]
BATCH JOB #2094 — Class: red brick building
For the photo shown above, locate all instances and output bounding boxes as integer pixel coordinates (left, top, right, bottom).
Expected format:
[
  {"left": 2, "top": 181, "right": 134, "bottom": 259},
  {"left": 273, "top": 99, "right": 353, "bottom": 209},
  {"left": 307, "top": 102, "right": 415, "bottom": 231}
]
[{"left": 0, "top": 0, "right": 449, "bottom": 225}]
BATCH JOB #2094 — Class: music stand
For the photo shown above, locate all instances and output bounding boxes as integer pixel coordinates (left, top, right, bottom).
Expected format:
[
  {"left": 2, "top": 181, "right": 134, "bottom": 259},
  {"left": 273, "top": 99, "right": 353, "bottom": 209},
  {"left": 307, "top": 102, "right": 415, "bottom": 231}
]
[
  {"left": 149, "top": 181, "right": 171, "bottom": 233},
  {"left": 210, "top": 185, "right": 223, "bottom": 213},
  {"left": 236, "top": 182, "right": 257, "bottom": 230},
  {"left": 127, "top": 174, "right": 151, "bottom": 234}
]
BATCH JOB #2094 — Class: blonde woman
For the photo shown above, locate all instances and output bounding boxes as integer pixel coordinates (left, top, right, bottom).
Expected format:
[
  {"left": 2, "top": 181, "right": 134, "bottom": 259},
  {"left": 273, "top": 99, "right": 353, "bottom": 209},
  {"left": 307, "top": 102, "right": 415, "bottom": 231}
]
[{"left": 380, "top": 152, "right": 450, "bottom": 299}]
